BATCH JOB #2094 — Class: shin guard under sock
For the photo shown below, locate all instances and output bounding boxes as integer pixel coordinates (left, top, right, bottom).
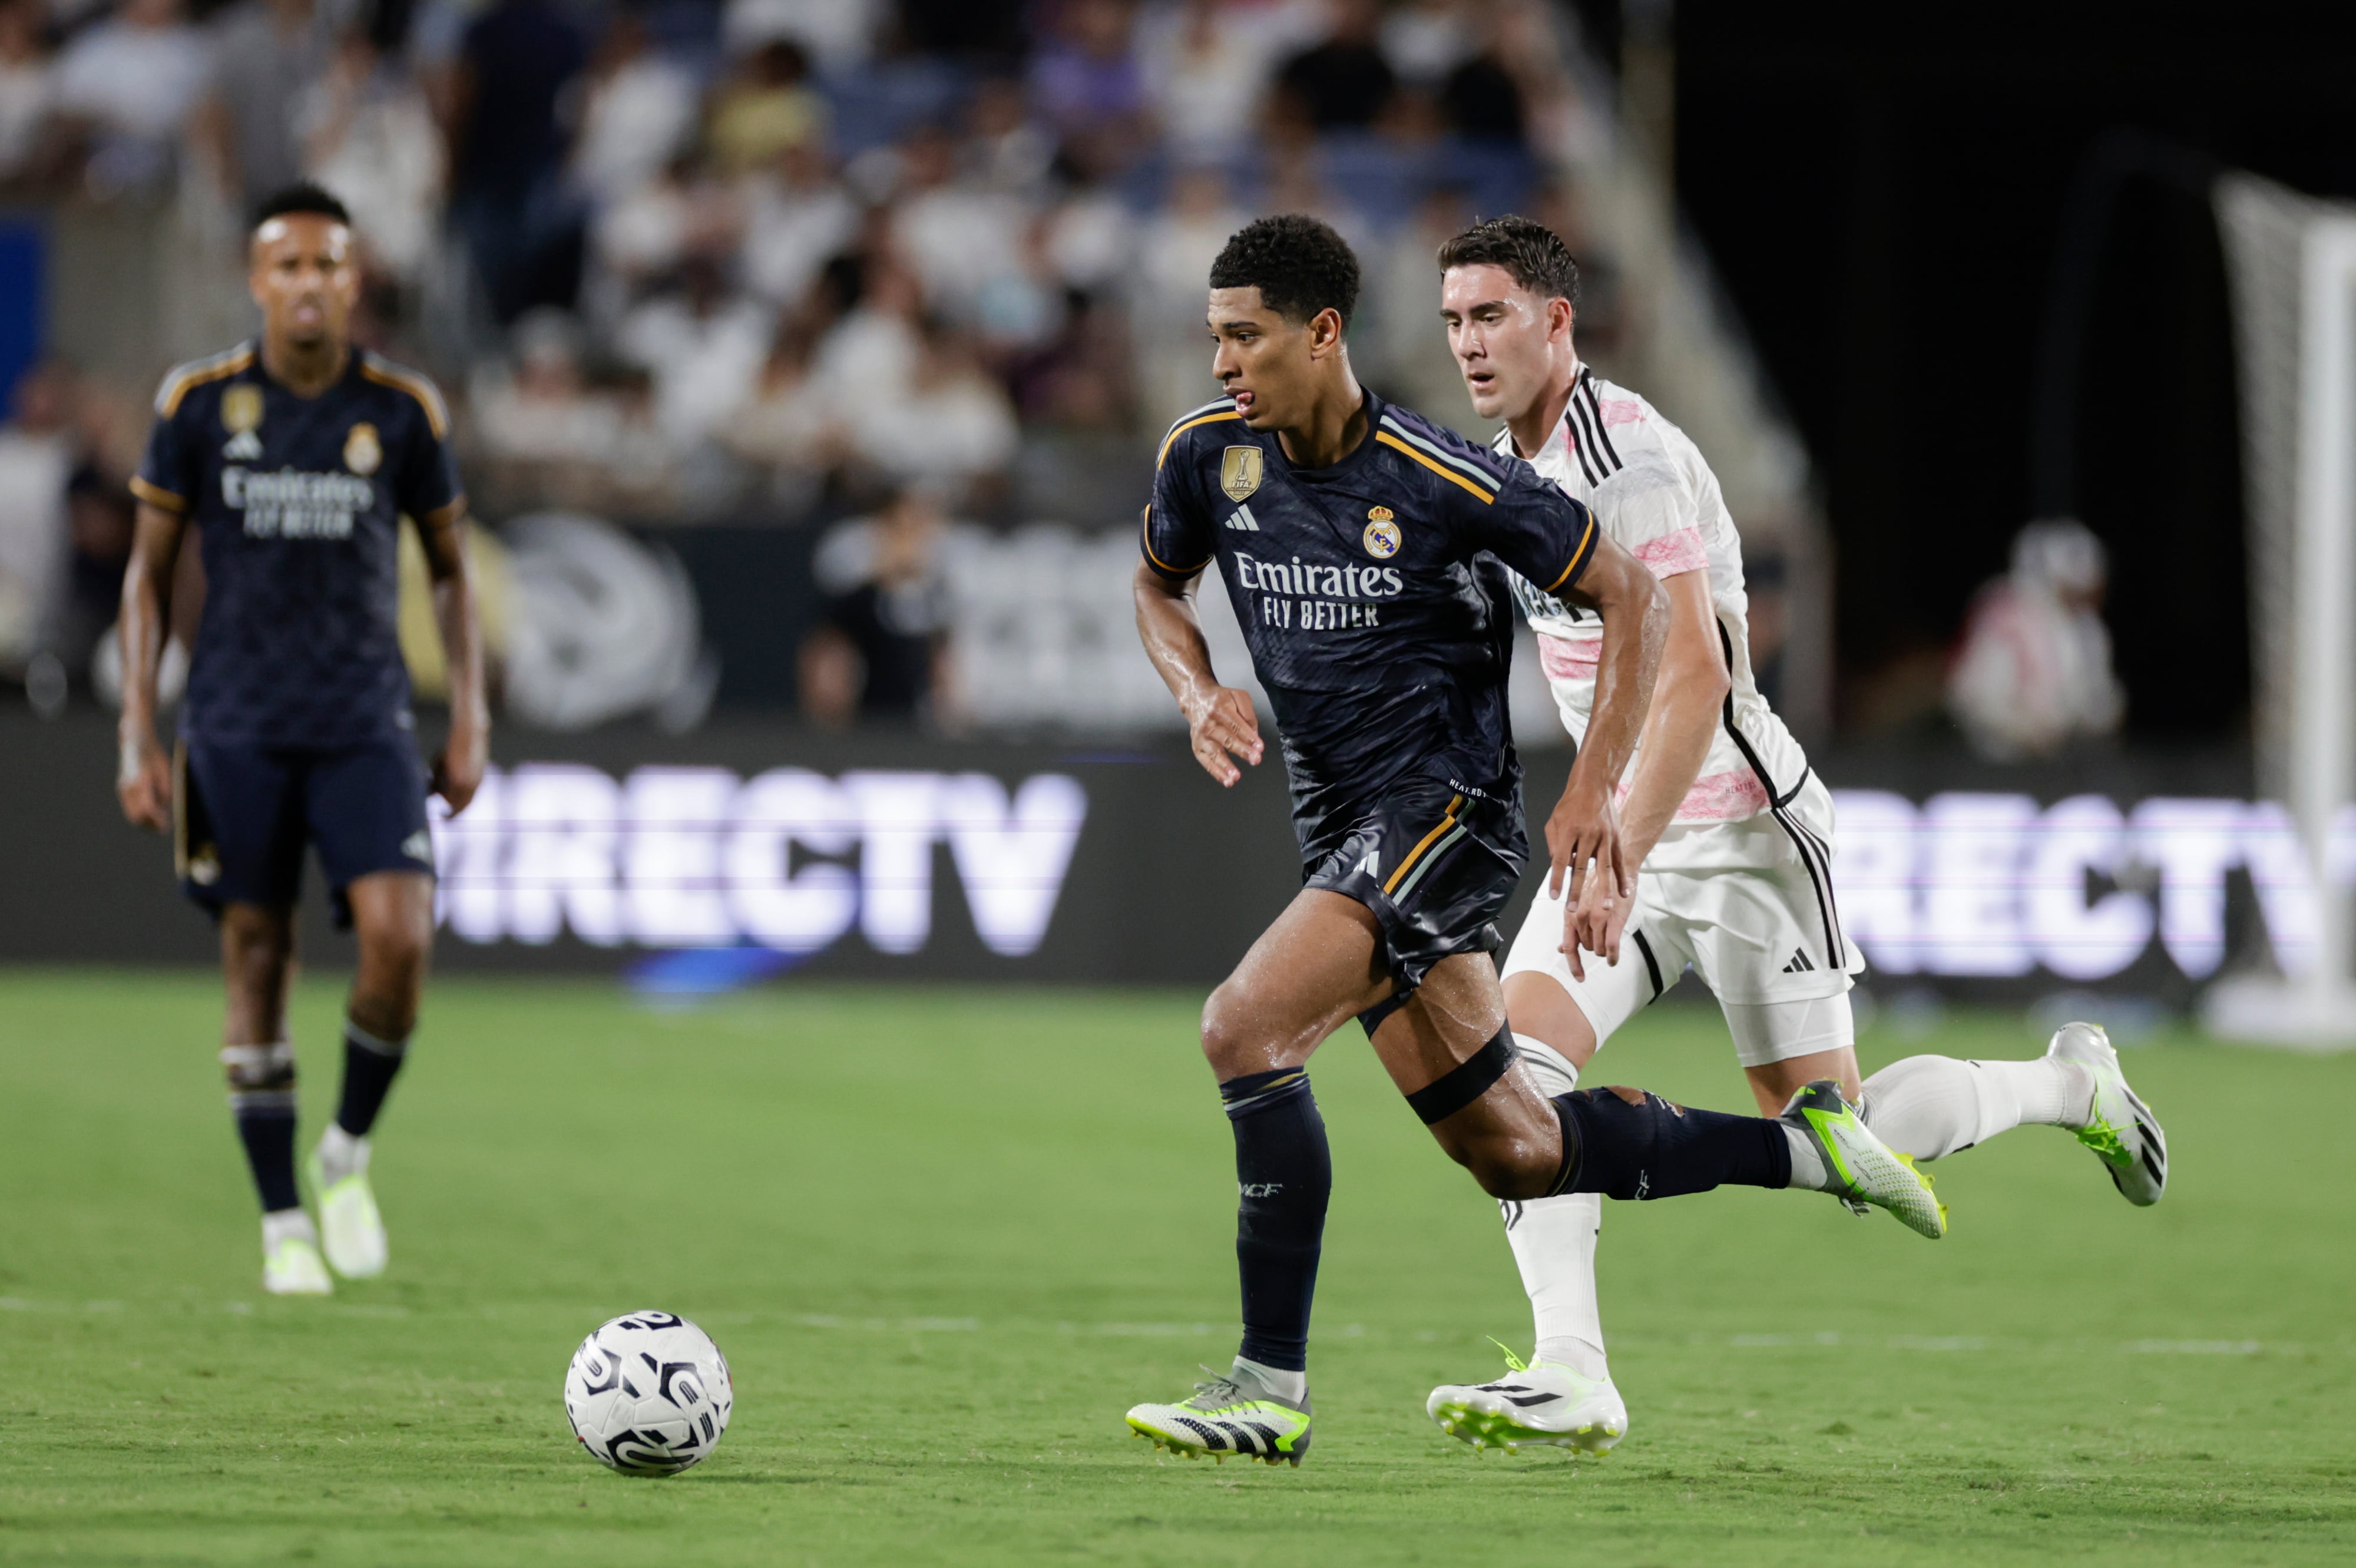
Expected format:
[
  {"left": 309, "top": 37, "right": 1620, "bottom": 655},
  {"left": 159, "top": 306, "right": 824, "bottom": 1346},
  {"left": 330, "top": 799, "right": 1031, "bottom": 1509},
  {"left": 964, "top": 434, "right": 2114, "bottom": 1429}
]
[
  {"left": 335, "top": 1020, "right": 410, "bottom": 1139},
  {"left": 1550, "top": 1087, "right": 1792, "bottom": 1200},
  {"left": 1220, "top": 1067, "right": 1331, "bottom": 1375},
  {"left": 223, "top": 1042, "right": 301, "bottom": 1213}
]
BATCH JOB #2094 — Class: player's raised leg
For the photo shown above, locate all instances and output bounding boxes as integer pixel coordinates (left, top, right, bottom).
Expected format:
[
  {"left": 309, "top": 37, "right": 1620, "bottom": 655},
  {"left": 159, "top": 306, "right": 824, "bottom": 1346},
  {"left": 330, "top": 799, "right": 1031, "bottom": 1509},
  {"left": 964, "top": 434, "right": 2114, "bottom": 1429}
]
[
  {"left": 307, "top": 867, "right": 434, "bottom": 1280},
  {"left": 220, "top": 902, "right": 332, "bottom": 1296},
  {"left": 1856, "top": 1024, "right": 2166, "bottom": 1204}
]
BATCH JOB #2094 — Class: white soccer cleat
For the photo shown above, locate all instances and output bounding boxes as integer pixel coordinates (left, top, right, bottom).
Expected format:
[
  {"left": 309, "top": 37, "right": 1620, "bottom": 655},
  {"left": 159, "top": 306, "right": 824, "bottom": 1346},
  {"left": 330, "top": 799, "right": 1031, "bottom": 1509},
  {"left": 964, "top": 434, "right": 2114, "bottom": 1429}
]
[
  {"left": 1126, "top": 1365, "right": 1312, "bottom": 1466},
  {"left": 262, "top": 1227, "right": 334, "bottom": 1296},
  {"left": 2047, "top": 1022, "right": 2167, "bottom": 1205},
  {"left": 307, "top": 1143, "right": 389, "bottom": 1279},
  {"left": 1782, "top": 1080, "right": 1947, "bottom": 1238},
  {"left": 1428, "top": 1347, "right": 1626, "bottom": 1454}
]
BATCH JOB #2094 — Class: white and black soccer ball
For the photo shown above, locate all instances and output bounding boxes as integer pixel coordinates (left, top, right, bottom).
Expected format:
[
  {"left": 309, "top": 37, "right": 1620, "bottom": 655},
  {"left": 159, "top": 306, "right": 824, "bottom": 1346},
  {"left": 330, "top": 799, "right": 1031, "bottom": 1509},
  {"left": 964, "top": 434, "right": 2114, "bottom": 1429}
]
[{"left": 564, "top": 1310, "right": 733, "bottom": 1476}]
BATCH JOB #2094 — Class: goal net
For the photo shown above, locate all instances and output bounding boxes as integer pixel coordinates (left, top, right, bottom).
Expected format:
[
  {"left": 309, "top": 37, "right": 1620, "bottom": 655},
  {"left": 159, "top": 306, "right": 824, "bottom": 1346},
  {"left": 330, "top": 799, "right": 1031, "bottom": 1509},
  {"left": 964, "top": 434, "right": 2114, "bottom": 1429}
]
[{"left": 2206, "top": 173, "right": 2356, "bottom": 1047}]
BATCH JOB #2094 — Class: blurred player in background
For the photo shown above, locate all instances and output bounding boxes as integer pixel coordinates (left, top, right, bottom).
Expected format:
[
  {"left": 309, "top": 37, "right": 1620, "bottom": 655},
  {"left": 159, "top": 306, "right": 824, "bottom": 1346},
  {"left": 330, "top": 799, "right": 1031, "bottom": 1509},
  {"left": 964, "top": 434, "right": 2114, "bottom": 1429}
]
[
  {"left": 1422, "top": 216, "right": 2169, "bottom": 1454},
  {"left": 115, "top": 184, "right": 486, "bottom": 1296},
  {"left": 1122, "top": 216, "right": 1947, "bottom": 1467}
]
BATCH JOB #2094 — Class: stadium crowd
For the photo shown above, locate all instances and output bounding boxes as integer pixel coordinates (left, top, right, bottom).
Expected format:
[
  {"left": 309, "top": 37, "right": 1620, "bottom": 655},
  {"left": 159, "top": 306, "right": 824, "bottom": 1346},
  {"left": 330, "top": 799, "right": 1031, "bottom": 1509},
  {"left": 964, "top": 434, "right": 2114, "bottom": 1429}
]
[{"left": 0, "top": 0, "right": 1620, "bottom": 718}]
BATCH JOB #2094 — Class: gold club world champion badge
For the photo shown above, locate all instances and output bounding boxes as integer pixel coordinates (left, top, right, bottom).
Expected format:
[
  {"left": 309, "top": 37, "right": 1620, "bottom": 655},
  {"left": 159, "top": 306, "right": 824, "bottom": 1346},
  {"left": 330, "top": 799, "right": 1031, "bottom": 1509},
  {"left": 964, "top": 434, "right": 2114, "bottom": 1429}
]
[
  {"left": 221, "top": 384, "right": 263, "bottom": 435},
  {"left": 1220, "top": 445, "right": 1263, "bottom": 501},
  {"left": 1364, "top": 506, "right": 1400, "bottom": 558},
  {"left": 343, "top": 422, "right": 382, "bottom": 476}
]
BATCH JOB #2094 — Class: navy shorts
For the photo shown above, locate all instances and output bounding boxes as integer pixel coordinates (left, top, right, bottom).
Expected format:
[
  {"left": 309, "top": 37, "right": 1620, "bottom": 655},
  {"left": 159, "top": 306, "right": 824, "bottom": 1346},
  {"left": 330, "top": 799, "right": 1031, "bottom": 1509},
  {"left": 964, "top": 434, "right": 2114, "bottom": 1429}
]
[
  {"left": 1299, "top": 771, "right": 1527, "bottom": 1033},
  {"left": 176, "top": 737, "right": 434, "bottom": 927}
]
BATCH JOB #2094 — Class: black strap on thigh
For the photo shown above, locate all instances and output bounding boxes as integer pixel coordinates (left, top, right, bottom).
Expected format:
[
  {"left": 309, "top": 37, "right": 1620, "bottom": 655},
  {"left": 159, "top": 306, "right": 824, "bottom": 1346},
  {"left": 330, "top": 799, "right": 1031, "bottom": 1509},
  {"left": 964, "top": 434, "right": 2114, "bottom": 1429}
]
[
  {"left": 1405, "top": 1024, "right": 1517, "bottom": 1126},
  {"left": 1356, "top": 990, "right": 1411, "bottom": 1040}
]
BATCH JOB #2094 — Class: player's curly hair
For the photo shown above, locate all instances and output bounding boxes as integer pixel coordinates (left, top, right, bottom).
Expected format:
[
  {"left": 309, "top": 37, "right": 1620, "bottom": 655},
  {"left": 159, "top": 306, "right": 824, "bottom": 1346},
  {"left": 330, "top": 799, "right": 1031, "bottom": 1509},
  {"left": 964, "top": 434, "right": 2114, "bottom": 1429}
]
[
  {"left": 1437, "top": 215, "right": 1580, "bottom": 307},
  {"left": 252, "top": 181, "right": 352, "bottom": 233},
  {"left": 1209, "top": 214, "right": 1361, "bottom": 329}
]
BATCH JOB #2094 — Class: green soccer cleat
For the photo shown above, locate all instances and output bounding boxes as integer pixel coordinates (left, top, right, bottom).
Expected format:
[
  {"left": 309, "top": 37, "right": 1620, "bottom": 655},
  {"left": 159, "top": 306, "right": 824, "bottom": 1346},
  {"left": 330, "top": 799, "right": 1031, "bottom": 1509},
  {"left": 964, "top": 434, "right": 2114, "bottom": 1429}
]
[
  {"left": 2048, "top": 1022, "right": 2167, "bottom": 1206},
  {"left": 306, "top": 1144, "right": 389, "bottom": 1280},
  {"left": 1427, "top": 1342, "right": 1626, "bottom": 1454},
  {"left": 262, "top": 1227, "right": 333, "bottom": 1296},
  {"left": 1126, "top": 1365, "right": 1312, "bottom": 1466},
  {"left": 1782, "top": 1079, "right": 1948, "bottom": 1238}
]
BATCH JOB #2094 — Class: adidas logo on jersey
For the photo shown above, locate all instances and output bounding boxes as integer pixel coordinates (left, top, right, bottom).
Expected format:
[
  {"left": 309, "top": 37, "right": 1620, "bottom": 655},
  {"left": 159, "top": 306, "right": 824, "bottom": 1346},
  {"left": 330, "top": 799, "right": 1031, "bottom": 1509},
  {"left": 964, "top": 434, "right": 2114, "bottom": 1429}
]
[
  {"left": 1781, "top": 949, "right": 1815, "bottom": 974},
  {"left": 1223, "top": 504, "right": 1260, "bottom": 531},
  {"left": 223, "top": 429, "right": 263, "bottom": 461}
]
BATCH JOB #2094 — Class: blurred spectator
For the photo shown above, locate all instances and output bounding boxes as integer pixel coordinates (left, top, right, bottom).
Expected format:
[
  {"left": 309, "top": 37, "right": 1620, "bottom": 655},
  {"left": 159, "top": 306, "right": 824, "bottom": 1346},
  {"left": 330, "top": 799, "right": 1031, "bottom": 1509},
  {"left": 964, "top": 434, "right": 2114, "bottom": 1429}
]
[
  {"left": 848, "top": 315, "right": 1017, "bottom": 504},
  {"left": 1947, "top": 519, "right": 2125, "bottom": 759},
  {"left": 706, "top": 38, "right": 825, "bottom": 177},
  {"left": 801, "top": 485, "right": 952, "bottom": 726},
  {"left": 1138, "top": 0, "right": 1291, "bottom": 163},
  {"left": 571, "top": 11, "right": 700, "bottom": 204},
  {"left": 1133, "top": 162, "right": 1245, "bottom": 421},
  {"left": 444, "top": 0, "right": 587, "bottom": 321},
  {"left": 1366, "top": 181, "right": 1475, "bottom": 417},
  {"left": 722, "top": 0, "right": 877, "bottom": 75},
  {"left": 959, "top": 75, "right": 1053, "bottom": 193},
  {"left": 720, "top": 313, "right": 838, "bottom": 499},
  {"left": 615, "top": 253, "right": 775, "bottom": 446},
  {"left": 590, "top": 150, "right": 740, "bottom": 307},
  {"left": 299, "top": 31, "right": 444, "bottom": 286},
  {"left": 740, "top": 138, "right": 855, "bottom": 307},
  {"left": 899, "top": 0, "right": 1024, "bottom": 59},
  {"left": 0, "top": 360, "right": 71, "bottom": 672},
  {"left": 0, "top": 0, "right": 57, "bottom": 187},
  {"left": 813, "top": 249, "right": 921, "bottom": 396},
  {"left": 1440, "top": 45, "right": 1523, "bottom": 144},
  {"left": 53, "top": 0, "right": 210, "bottom": 196},
  {"left": 199, "top": 0, "right": 328, "bottom": 213},
  {"left": 889, "top": 122, "right": 1030, "bottom": 326},
  {"left": 1028, "top": 0, "right": 1144, "bottom": 145},
  {"left": 1273, "top": 0, "right": 1395, "bottom": 133}
]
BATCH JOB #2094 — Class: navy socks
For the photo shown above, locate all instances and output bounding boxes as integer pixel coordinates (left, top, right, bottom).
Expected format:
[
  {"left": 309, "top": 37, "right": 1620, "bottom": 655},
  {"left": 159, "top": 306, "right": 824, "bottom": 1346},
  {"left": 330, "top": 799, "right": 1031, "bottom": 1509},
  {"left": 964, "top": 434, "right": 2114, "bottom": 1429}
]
[
  {"left": 1219, "top": 1068, "right": 1331, "bottom": 1375},
  {"left": 1551, "top": 1087, "right": 1792, "bottom": 1200},
  {"left": 335, "top": 1021, "right": 409, "bottom": 1138}
]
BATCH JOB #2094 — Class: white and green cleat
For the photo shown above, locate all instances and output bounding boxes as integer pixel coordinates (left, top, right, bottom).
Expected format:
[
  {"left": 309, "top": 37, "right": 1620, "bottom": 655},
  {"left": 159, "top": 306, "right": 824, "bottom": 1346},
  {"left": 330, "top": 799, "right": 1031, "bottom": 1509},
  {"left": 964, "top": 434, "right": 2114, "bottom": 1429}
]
[
  {"left": 1126, "top": 1365, "right": 1312, "bottom": 1466},
  {"left": 2048, "top": 1021, "right": 2167, "bottom": 1205},
  {"left": 306, "top": 1142, "right": 389, "bottom": 1280},
  {"left": 261, "top": 1222, "right": 333, "bottom": 1296},
  {"left": 1428, "top": 1344, "right": 1626, "bottom": 1454},
  {"left": 1783, "top": 1079, "right": 1947, "bottom": 1238}
]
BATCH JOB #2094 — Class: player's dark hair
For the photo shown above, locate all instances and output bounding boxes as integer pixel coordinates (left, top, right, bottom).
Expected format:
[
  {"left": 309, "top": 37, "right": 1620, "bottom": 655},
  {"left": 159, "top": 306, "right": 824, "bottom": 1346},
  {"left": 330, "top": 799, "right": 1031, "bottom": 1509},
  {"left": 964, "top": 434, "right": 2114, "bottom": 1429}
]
[
  {"left": 1209, "top": 214, "right": 1361, "bottom": 329},
  {"left": 251, "top": 181, "right": 352, "bottom": 233},
  {"left": 1436, "top": 214, "right": 1580, "bottom": 307}
]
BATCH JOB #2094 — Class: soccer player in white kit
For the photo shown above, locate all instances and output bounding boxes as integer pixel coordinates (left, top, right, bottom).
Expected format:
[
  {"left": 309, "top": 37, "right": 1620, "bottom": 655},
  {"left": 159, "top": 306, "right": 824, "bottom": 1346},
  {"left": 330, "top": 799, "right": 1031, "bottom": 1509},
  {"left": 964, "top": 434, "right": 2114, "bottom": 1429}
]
[{"left": 1418, "top": 217, "right": 2172, "bottom": 1454}]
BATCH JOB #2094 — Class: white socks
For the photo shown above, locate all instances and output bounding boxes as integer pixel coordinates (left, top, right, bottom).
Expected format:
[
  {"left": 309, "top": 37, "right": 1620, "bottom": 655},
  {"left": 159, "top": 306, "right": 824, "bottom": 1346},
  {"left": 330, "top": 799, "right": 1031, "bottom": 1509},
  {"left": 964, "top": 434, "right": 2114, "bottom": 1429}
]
[
  {"left": 1497, "top": 1033, "right": 1611, "bottom": 1382},
  {"left": 313, "top": 1122, "right": 369, "bottom": 1186},
  {"left": 1781, "top": 1124, "right": 1832, "bottom": 1190},
  {"left": 1233, "top": 1357, "right": 1307, "bottom": 1404},
  {"left": 262, "top": 1208, "right": 318, "bottom": 1249},
  {"left": 1860, "top": 1054, "right": 2095, "bottom": 1161}
]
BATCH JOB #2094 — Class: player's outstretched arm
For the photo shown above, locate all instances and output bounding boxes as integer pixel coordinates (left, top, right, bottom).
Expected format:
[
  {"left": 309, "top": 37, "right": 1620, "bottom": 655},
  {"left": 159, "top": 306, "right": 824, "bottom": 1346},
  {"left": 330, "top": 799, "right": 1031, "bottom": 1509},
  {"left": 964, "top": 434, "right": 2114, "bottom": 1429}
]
[
  {"left": 1133, "top": 557, "right": 1262, "bottom": 787},
  {"left": 419, "top": 508, "right": 488, "bottom": 815},
  {"left": 115, "top": 502, "right": 187, "bottom": 832},
  {"left": 1551, "top": 531, "right": 1667, "bottom": 950},
  {"left": 1566, "top": 567, "right": 1729, "bottom": 977}
]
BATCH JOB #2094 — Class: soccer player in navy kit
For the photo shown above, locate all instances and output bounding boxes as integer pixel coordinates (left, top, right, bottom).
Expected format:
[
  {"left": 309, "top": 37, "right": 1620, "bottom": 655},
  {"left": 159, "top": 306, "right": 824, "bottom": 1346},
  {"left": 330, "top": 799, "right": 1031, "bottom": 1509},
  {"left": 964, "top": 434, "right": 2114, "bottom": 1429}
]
[
  {"left": 115, "top": 185, "right": 487, "bottom": 1296},
  {"left": 1121, "top": 216, "right": 1944, "bottom": 1463}
]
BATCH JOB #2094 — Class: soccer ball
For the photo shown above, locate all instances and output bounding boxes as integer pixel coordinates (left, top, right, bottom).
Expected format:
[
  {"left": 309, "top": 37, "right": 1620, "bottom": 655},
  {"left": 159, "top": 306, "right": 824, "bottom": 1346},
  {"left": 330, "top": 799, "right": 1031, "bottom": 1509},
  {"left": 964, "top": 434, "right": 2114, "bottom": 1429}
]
[{"left": 563, "top": 1310, "right": 734, "bottom": 1475}]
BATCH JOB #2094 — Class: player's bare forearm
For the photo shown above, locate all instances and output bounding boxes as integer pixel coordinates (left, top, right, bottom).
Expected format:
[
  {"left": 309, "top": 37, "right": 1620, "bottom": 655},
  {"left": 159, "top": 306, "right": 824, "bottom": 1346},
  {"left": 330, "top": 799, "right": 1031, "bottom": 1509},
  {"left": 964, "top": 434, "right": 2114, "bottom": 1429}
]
[
  {"left": 1546, "top": 534, "right": 1666, "bottom": 953},
  {"left": 1134, "top": 558, "right": 1262, "bottom": 786},
  {"left": 1560, "top": 568, "right": 1720, "bottom": 975},
  {"left": 1615, "top": 569, "right": 1729, "bottom": 867},
  {"left": 422, "top": 511, "right": 488, "bottom": 815},
  {"left": 115, "top": 504, "right": 186, "bottom": 831}
]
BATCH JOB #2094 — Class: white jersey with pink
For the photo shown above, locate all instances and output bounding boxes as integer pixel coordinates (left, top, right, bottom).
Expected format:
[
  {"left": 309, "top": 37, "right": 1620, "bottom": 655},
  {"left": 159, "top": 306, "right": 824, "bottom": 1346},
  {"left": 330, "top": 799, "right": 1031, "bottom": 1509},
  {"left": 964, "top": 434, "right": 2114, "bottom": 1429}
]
[{"left": 1493, "top": 364, "right": 1812, "bottom": 829}]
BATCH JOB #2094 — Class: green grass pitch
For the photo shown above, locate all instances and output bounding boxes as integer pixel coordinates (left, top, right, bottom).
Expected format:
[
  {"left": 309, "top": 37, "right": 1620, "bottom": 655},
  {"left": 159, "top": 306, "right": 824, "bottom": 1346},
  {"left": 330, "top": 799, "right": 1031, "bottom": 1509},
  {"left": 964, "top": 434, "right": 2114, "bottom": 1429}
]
[{"left": 2, "top": 970, "right": 2352, "bottom": 1566}]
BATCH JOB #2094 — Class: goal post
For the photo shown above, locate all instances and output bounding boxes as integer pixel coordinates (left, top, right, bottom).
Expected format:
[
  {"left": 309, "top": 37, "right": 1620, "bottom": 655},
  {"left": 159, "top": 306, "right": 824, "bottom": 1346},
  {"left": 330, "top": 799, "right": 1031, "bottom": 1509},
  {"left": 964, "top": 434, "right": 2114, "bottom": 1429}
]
[{"left": 2204, "top": 175, "right": 2356, "bottom": 1050}]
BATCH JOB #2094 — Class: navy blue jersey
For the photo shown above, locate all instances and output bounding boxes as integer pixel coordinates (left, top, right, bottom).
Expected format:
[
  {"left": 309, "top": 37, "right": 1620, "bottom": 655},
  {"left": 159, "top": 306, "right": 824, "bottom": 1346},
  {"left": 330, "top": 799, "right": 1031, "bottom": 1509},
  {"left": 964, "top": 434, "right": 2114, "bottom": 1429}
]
[
  {"left": 134, "top": 343, "right": 464, "bottom": 747},
  {"left": 1143, "top": 390, "right": 1599, "bottom": 844}
]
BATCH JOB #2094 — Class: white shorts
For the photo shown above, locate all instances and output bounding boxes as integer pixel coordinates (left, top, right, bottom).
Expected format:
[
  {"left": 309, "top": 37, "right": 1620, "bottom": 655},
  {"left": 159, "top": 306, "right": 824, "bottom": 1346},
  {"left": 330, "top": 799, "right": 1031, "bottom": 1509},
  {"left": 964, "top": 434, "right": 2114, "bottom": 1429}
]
[{"left": 1501, "top": 770, "right": 1864, "bottom": 1067}]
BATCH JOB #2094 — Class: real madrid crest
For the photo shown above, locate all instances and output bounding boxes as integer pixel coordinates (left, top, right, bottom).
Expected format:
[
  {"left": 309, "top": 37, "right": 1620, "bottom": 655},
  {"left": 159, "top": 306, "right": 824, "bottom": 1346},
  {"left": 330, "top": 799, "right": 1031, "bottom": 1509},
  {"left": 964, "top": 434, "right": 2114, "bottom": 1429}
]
[
  {"left": 221, "top": 384, "right": 263, "bottom": 435},
  {"left": 343, "top": 422, "right": 382, "bottom": 476},
  {"left": 1363, "top": 506, "right": 1400, "bottom": 558},
  {"left": 1220, "top": 445, "right": 1263, "bottom": 502}
]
